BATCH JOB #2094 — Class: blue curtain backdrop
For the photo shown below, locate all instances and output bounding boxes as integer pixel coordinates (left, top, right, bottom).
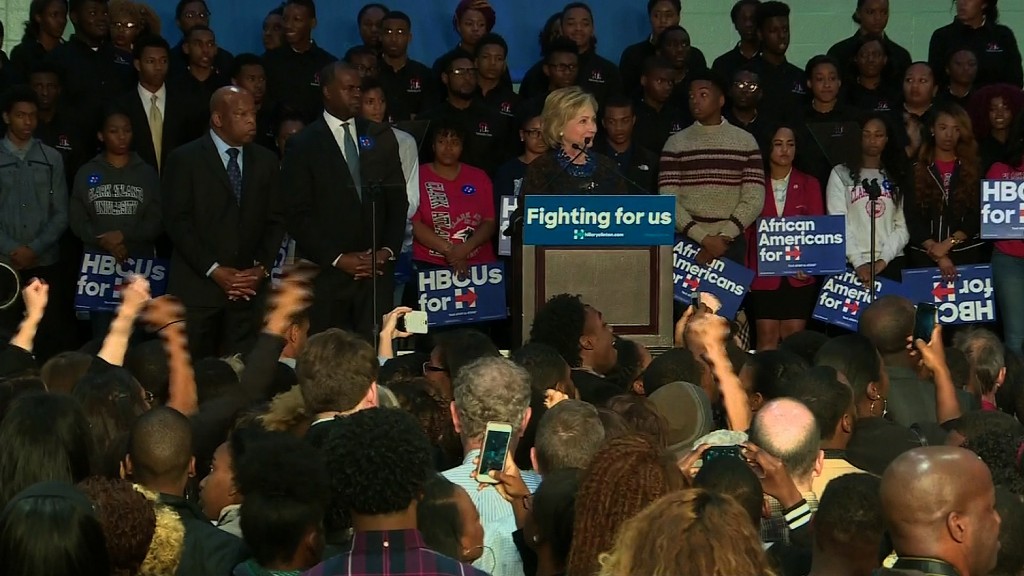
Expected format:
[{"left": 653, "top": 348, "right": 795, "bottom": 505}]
[{"left": 150, "top": 0, "right": 655, "bottom": 80}]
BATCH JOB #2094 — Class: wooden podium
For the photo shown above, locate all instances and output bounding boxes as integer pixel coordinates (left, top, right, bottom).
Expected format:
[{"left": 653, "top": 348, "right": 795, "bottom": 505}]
[{"left": 517, "top": 245, "right": 675, "bottom": 348}]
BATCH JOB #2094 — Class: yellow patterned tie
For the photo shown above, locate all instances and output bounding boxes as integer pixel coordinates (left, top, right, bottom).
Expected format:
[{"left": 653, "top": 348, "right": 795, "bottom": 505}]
[{"left": 149, "top": 94, "right": 163, "bottom": 171}]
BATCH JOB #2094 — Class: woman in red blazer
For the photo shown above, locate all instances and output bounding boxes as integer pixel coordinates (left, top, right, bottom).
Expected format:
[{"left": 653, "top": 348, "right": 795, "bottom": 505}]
[{"left": 746, "top": 124, "right": 825, "bottom": 350}]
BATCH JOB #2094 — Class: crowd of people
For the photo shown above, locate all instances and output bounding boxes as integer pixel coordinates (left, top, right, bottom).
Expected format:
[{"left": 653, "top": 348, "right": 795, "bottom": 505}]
[{"left": 1, "top": 0, "right": 1024, "bottom": 574}]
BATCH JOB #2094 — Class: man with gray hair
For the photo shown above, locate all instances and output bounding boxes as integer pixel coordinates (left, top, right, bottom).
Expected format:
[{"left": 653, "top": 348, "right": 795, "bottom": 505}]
[
  {"left": 955, "top": 327, "right": 1007, "bottom": 412},
  {"left": 749, "top": 397, "right": 823, "bottom": 544},
  {"left": 443, "top": 356, "right": 537, "bottom": 576},
  {"left": 531, "top": 400, "right": 604, "bottom": 475}
]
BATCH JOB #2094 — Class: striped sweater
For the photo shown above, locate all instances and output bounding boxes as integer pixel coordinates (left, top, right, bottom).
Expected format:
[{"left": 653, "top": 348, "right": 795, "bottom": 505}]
[{"left": 658, "top": 120, "right": 765, "bottom": 242}]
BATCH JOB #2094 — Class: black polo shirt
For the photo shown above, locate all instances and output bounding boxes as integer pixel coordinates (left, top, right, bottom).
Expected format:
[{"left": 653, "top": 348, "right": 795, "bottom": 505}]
[
  {"left": 478, "top": 83, "right": 522, "bottom": 135},
  {"left": 519, "top": 49, "right": 623, "bottom": 107},
  {"left": 634, "top": 97, "right": 689, "bottom": 155},
  {"left": 47, "top": 35, "right": 134, "bottom": 135},
  {"left": 431, "top": 44, "right": 513, "bottom": 98},
  {"left": 170, "top": 40, "right": 233, "bottom": 78},
  {"left": 263, "top": 43, "right": 338, "bottom": 122},
  {"left": 844, "top": 82, "right": 901, "bottom": 114},
  {"left": 378, "top": 57, "right": 437, "bottom": 121},
  {"left": 929, "top": 19, "right": 1023, "bottom": 88},
  {"left": 749, "top": 56, "right": 807, "bottom": 123},
  {"left": 418, "top": 100, "right": 510, "bottom": 175},
  {"left": 593, "top": 139, "right": 659, "bottom": 195},
  {"left": 828, "top": 33, "right": 912, "bottom": 88},
  {"left": 619, "top": 37, "right": 707, "bottom": 95},
  {"left": 36, "top": 109, "right": 93, "bottom": 189},
  {"left": 712, "top": 44, "right": 759, "bottom": 87},
  {"left": 723, "top": 108, "right": 774, "bottom": 154}
]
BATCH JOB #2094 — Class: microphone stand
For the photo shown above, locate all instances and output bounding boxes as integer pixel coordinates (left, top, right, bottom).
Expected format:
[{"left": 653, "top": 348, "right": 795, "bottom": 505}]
[
  {"left": 863, "top": 177, "right": 882, "bottom": 301},
  {"left": 369, "top": 179, "right": 382, "bottom": 345},
  {"left": 504, "top": 136, "right": 593, "bottom": 238}
]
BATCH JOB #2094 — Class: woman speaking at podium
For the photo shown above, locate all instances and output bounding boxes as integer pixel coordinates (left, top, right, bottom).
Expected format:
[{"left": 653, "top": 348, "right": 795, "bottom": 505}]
[{"left": 520, "top": 86, "right": 627, "bottom": 195}]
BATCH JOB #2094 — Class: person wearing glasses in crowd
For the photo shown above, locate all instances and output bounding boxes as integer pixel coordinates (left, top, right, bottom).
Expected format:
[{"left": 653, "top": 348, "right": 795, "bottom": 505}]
[
  {"left": 169, "top": 0, "right": 232, "bottom": 75},
  {"left": 378, "top": 10, "right": 436, "bottom": 121},
  {"left": 724, "top": 67, "right": 772, "bottom": 152}
]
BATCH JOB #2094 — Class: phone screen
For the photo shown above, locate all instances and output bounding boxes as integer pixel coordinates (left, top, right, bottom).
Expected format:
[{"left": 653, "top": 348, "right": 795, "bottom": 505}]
[
  {"left": 703, "top": 445, "right": 743, "bottom": 462},
  {"left": 690, "top": 291, "right": 701, "bottom": 312},
  {"left": 914, "top": 303, "right": 938, "bottom": 343},
  {"left": 478, "top": 428, "right": 512, "bottom": 475}
]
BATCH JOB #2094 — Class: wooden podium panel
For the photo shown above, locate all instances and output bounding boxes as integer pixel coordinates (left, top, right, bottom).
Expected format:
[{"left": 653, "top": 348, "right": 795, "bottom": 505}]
[{"left": 519, "top": 245, "right": 674, "bottom": 348}]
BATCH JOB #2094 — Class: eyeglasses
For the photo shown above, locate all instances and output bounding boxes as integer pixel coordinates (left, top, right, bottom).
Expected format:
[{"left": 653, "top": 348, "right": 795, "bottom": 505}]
[
  {"left": 449, "top": 67, "right": 478, "bottom": 76},
  {"left": 423, "top": 362, "right": 450, "bottom": 374},
  {"left": 523, "top": 128, "right": 543, "bottom": 138},
  {"left": 734, "top": 80, "right": 759, "bottom": 91},
  {"left": 550, "top": 63, "right": 578, "bottom": 73},
  {"left": 183, "top": 10, "right": 210, "bottom": 20},
  {"left": 356, "top": 64, "right": 379, "bottom": 75},
  {"left": 112, "top": 21, "right": 138, "bottom": 30}
]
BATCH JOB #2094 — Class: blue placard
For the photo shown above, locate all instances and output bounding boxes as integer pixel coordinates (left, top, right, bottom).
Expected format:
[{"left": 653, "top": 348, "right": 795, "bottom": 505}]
[
  {"left": 498, "top": 195, "right": 517, "bottom": 257},
  {"left": 672, "top": 237, "right": 754, "bottom": 320},
  {"left": 901, "top": 265, "right": 996, "bottom": 325},
  {"left": 812, "top": 270, "right": 902, "bottom": 331},
  {"left": 755, "top": 215, "right": 847, "bottom": 276},
  {"left": 417, "top": 262, "right": 507, "bottom": 327},
  {"left": 523, "top": 195, "right": 675, "bottom": 246},
  {"left": 74, "top": 251, "right": 169, "bottom": 312},
  {"left": 981, "top": 180, "right": 1024, "bottom": 239}
]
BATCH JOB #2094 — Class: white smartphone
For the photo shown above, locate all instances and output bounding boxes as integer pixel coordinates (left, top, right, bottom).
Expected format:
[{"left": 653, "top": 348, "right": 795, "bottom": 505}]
[
  {"left": 475, "top": 422, "right": 513, "bottom": 484},
  {"left": 403, "top": 310, "right": 429, "bottom": 334}
]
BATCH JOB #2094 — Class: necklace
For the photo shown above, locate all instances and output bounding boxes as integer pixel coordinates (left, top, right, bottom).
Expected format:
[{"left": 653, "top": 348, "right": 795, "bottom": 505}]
[{"left": 556, "top": 147, "right": 596, "bottom": 178}]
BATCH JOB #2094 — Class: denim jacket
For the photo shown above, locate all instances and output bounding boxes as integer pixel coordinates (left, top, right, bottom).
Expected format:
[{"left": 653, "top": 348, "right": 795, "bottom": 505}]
[{"left": 0, "top": 137, "right": 68, "bottom": 267}]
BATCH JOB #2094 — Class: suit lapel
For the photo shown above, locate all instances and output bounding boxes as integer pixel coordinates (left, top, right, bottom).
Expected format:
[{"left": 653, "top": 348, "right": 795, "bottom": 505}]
[
  {"left": 783, "top": 174, "right": 801, "bottom": 215},
  {"left": 239, "top": 143, "right": 255, "bottom": 214}
]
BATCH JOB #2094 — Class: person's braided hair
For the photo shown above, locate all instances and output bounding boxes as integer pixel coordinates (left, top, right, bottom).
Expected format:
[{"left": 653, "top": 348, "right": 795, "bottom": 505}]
[{"left": 565, "top": 434, "right": 688, "bottom": 576}]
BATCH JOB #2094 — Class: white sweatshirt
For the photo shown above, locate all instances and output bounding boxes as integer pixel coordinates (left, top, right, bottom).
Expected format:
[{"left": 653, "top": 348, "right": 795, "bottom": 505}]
[{"left": 825, "top": 165, "right": 909, "bottom": 268}]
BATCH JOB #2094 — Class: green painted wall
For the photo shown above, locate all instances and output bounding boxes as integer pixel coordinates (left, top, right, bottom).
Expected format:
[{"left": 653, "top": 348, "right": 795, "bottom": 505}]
[{"left": 2, "top": 1, "right": 1023, "bottom": 69}]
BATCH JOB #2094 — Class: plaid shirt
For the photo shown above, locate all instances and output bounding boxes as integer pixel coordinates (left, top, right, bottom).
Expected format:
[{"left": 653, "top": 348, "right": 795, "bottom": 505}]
[
  {"left": 761, "top": 491, "right": 818, "bottom": 544},
  {"left": 301, "top": 530, "right": 490, "bottom": 576}
]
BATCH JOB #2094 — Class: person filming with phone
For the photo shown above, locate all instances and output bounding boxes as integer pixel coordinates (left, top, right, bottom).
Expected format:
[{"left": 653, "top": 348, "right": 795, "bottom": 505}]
[{"left": 442, "top": 357, "right": 537, "bottom": 576}]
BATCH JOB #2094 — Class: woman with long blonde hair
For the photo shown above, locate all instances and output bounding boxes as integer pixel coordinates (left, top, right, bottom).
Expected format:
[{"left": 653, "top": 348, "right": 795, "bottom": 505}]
[
  {"left": 906, "top": 102, "right": 985, "bottom": 281},
  {"left": 598, "top": 489, "right": 776, "bottom": 576}
]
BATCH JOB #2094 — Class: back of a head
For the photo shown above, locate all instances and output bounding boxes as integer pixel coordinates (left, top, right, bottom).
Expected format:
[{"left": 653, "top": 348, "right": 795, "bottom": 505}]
[
  {"left": 127, "top": 407, "right": 193, "bottom": 488},
  {"left": 748, "top": 398, "right": 821, "bottom": 483},
  {"left": 529, "top": 293, "right": 588, "bottom": 368},
  {"left": 567, "top": 434, "right": 687, "bottom": 576},
  {"left": 72, "top": 368, "right": 147, "bottom": 477},
  {"left": 77, "top": 476, "right": 156, "bottom": 576},
  {"left": 124, "top": 340, "right": 170, "bottom": 404},
  {"left": 955, "top": 328, "right": 1007, "bottom": 397},
  {"left": 597, "top": 489, "right": 771, "bottom": 576},
  {"left": 40, "top": 351, "right": 93, "bottom": 394},
  {"left": 533, "top": 468, "right": 582, "bottom": 566},
  {"left": 813, "top": 474, "right": 884, "bottom": 560},
  {"left": 605, "top": 394, "right": 668, "bottom": 448},
  {"left": 779, "top": 330, "right": 829, "bottom": 365},
  {"left": 694, "top": 456, "right": 763, "bottom": 529},
  {"left": 324, "top": 408, "right": 432, "bottom": 518},
  {"left": 236, "top": 431, "right": 329, "bottom": 569},
  {"left": 790, "top": 366, "right": 853, "bottom": 442},
  {"left": 743, "top": 349, "right": 809, "bottom": 401},
  {"left": 648, "top": 382, "right": 714, "bottom": 453},
  {"left": 435, "top": 330, "right": 500, "bottom": 380},
  {"left": 0, "top": 393, "right": 93, "bottom": 506},
  {"left": 858, "top": 295, "right": 915, "bottom": 356},
  {"left": 453, "top": 357, "right": 532, "bottom": 441},
  {"left": 417, "top": 476, "right": 463, "bottom": 560},
  {"left": 950, "top": 410, "right": 1024, "bottom": 446},
  {"left": 297, "top": 329, "right": 378, "bottom": 415},
  {"left": 963, "top": 429, "right": 1024, "bottom": 496},
  {"left": 193, "top": 358, "right": 241, "bottom": 405},
  {"left": 994, "top": 486, "right": 1024, "bottom": 576},
  {"left": 534, "top": 400, "right": 604, "bottom": 474},
  {"left": 0, "top": 483, "right": 110, "bottom": 576},
  {"left": 512, "top": 342, "right": 570, "bottom": 394},
  {"left": 642, "top": 348, "right": 704, "bottom": 397},
  {"left": 815, "top": 334, "right": 883, "bottom": 402}
]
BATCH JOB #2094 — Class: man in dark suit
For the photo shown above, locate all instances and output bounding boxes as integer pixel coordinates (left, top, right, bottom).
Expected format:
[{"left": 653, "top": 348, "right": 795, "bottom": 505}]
[
  {"left": 163, "top": 86, "right": 285, "bottom": 359},
  {"left": 116, "top": 35, "right": 202, "bottom": 174},
  {"left": 282, "top": 62, "right": 407, "bottom": 340}
]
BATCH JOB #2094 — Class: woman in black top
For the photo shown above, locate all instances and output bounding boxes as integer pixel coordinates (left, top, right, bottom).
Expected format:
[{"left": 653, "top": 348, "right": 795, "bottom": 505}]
[
  {"left": 928, "top": 0, "right": 1023, "bottom": 88},
  {"left": 844, "top": 35, "right": 901, "bottom": 114},
  {"left": 936, "top": 48, "right": 979, "bottom": 109},
  {"left": 9, "top": 0, "right": 66, "bottom": 80},
  {"left": 966, "top": 83, "right": 1024, "bottom": 173},
  {"left": 797, "top": 55, "right": 863, "bottom": 190},
  {"left": 906, "top": 103, "right": 985, "bottom": 280},
  {"left": 520, "top": 87, "right": 626, "bottom": 195}
]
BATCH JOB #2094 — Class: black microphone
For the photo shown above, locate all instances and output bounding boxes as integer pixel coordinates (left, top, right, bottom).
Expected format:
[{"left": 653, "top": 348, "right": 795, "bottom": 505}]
[
  {"left": 576, "top": 138, "right": 657, "bottom": 195},
  {"left": 862, "top": 177, "right": 883, "bottom": 201},
  {"left": 505, "top": 137, "right": 594, "bottom": 237}
]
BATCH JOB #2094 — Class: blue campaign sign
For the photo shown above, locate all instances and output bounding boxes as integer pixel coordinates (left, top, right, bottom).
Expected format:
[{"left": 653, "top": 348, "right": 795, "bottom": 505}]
[
  {"left": 981, "top": 180, "right": 1024, "bottom": 239},
  {"left": 672, "top": 237, "right": 754, "bottom": 320},
  {"left": 812, "top": 270, "right": 902, "bottom": 331},
  {"left": 755, "top": 215, "right": 847, "bottom": 276},
  {"left": 498, "top": 195, "right": 517, "bottom": 257},
  {"left": 523, "top": 195, "right": 675, "bottom": 246},
  {"left": 901, "top": 265, "right": 996, "bottom": 325},
  {"left": 417, "top": 262, "right": 508, "bottom": 327},
  {"left": 74, "top": 251, "right": 169, "bottom": 312}
]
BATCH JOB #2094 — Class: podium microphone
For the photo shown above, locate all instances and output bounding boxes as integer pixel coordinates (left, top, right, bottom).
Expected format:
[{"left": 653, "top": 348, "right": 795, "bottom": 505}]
[
  {"left": 574, "top": 139, "right": 656, "bottom": 195},
  {"left": 505, "top": 136, "right": 594, "bottom": 237}
]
